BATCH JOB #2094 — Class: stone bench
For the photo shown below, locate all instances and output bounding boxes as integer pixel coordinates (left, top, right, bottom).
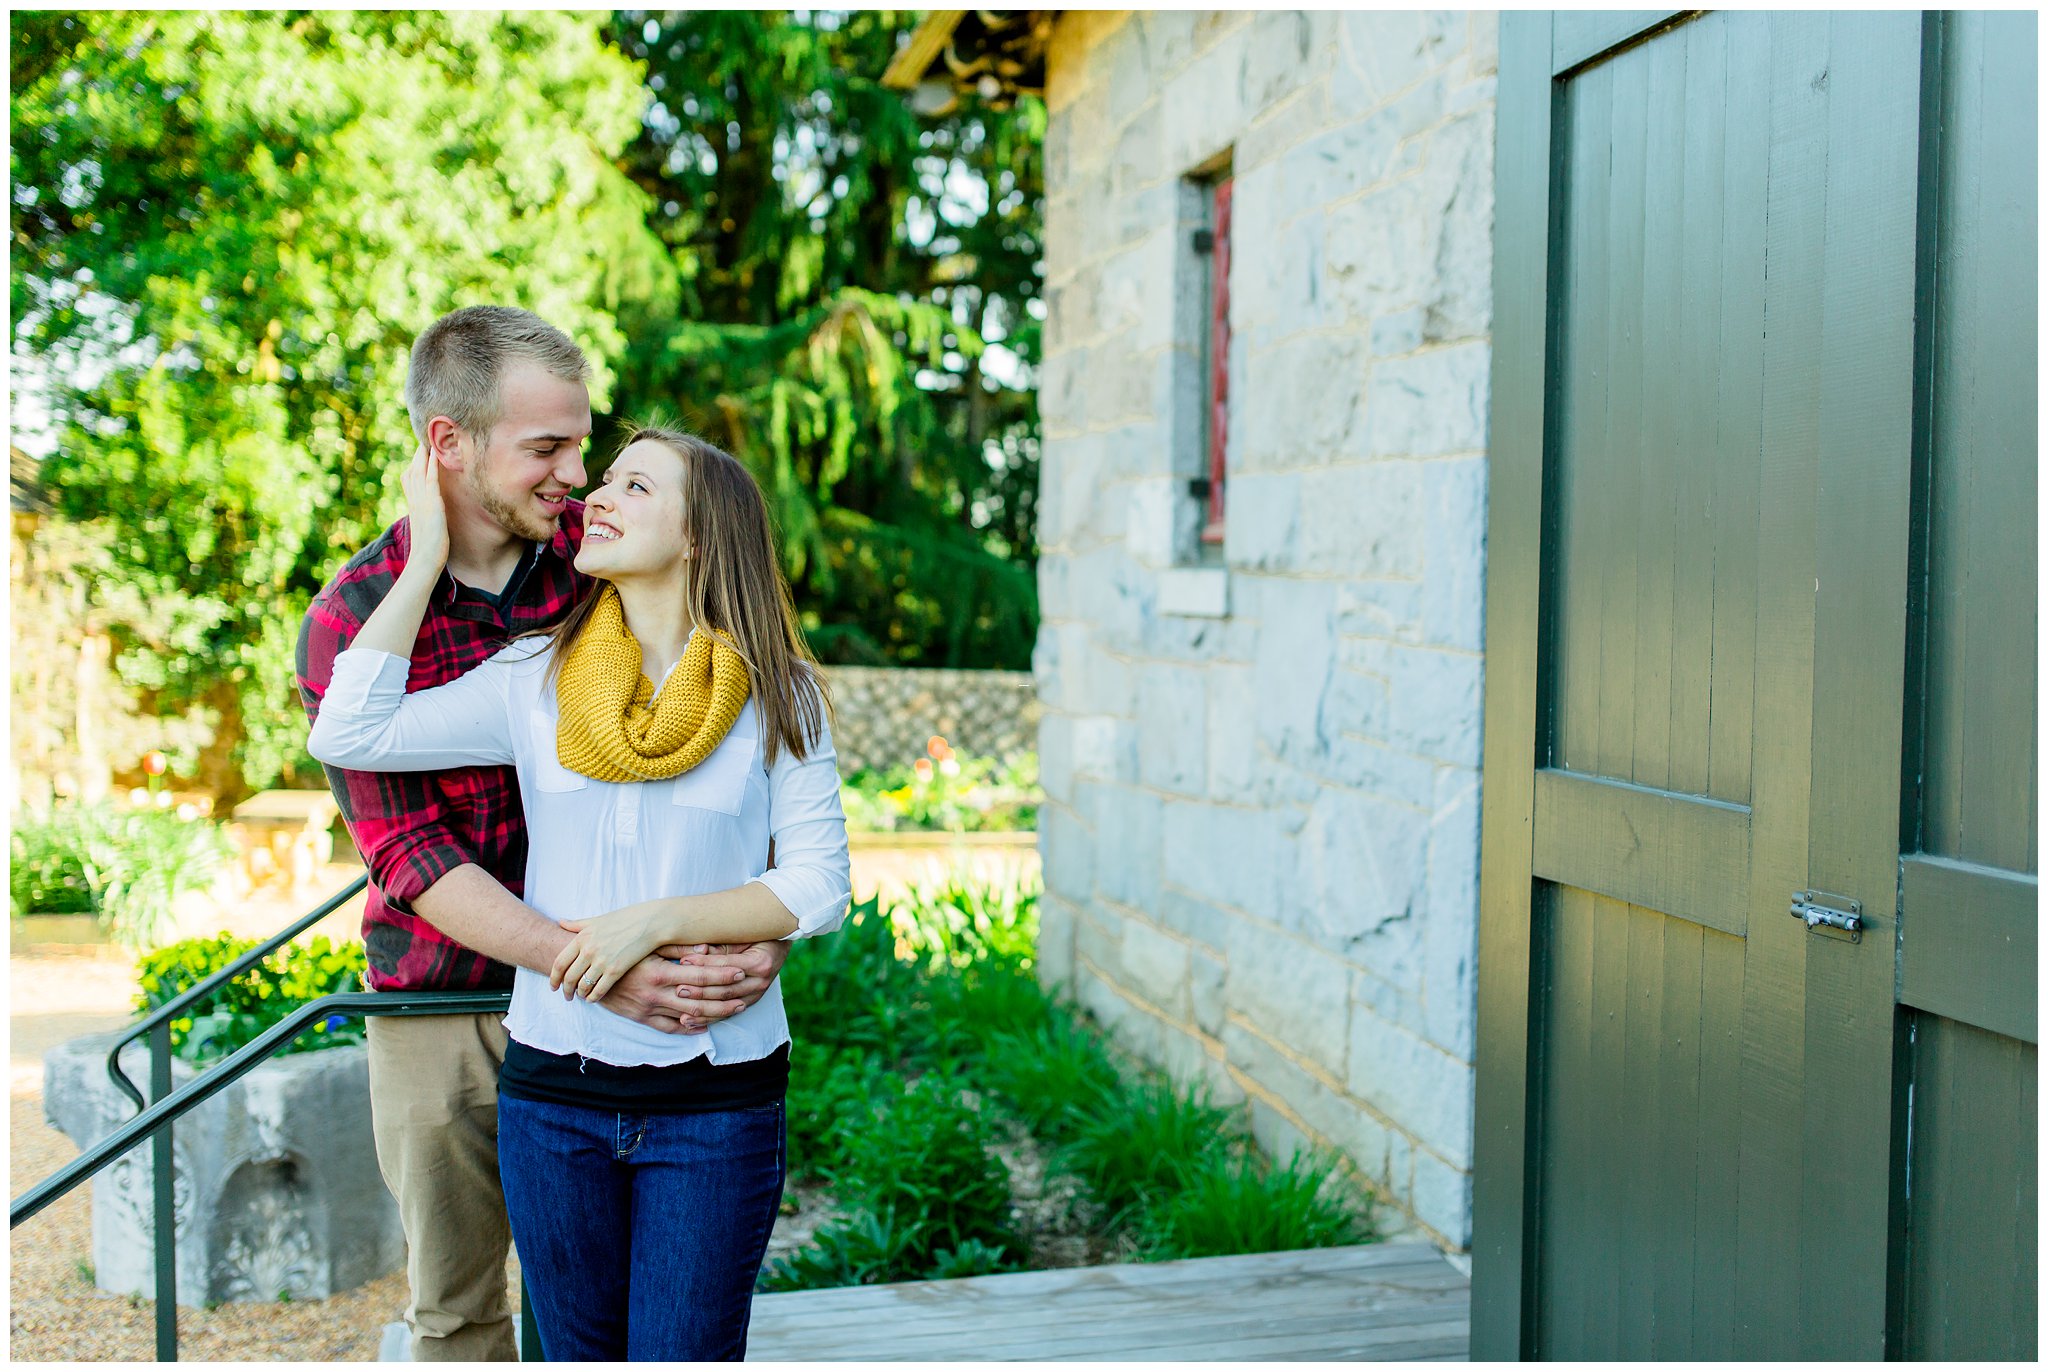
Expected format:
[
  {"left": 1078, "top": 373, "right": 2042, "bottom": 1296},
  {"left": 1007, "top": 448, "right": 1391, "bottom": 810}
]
[{"left": 43, "top": 1030, "right": 402, "bottom": 1304}]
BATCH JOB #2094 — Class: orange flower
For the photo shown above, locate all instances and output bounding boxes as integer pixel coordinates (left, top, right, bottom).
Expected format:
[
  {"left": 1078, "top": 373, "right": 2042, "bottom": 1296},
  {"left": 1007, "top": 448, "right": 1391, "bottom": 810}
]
[
  {"left": 913, "top": 757, "right": 935, "bottom": 783},
  {"left": 142, "top": 750, "right": 168, "bottom": 777},
  {"left": 927, "top": 734, "right": 950, "bottom": 760}
]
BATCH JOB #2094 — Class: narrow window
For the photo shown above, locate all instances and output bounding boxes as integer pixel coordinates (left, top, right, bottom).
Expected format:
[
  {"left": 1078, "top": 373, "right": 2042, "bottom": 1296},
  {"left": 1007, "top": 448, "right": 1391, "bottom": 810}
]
[{"left": 1195, "top": 175, "right": 1233, "bottom": 545}]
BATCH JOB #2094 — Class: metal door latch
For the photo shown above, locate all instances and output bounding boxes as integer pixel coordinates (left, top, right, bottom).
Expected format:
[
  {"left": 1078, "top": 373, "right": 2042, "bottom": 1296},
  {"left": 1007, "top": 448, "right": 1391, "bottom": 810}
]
[{"left": 1789, "top": 890, "right": 1863, "bottom": 943}]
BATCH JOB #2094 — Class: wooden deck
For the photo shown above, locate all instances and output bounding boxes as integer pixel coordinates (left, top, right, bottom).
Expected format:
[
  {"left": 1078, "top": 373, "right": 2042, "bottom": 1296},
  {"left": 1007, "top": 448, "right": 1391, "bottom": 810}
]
[{"left": 747, "top": 1241, "right": 1470, "bottom": 1361}]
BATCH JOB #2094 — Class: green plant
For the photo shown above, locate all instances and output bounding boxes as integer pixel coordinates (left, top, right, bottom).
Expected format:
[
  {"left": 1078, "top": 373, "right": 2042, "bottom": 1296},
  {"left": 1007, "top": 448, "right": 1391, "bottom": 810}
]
[
  {"left": 778, "top": 868, "right": 1383, "bottom": 1288},
  {"left": 759, "top": 1207, "right": 920, "bottom": 1292},
  {"left": 925, "top": 964, "right": 1054, "bottom": 1057},
  {"left": 979, "top": 1013, "right": 1126, "bottom": 1145},
  {"left": 1135, "top": 1148, "right": 1371, "bottom": 1261},
  {"left": 889, "top": 869, "right": 1040, "bottom": 973},
  {"left": 783, "top": 898, "right": 930, "bottom": 1065},
  {"left": 73, "top": 1257, "right": 94, "bottom": 1285},
  {"left": 1059, "top": 1076, "right": 1240, "bottom": 1228},
  {"left": 828, "top": 1073, "right": 1020, "bottom": 1264},
  {"left": 839, "top": 751, "right": 1043, "bottom": 834},
  {"left": 771, "top": 1071, "right": 1021, "bottom": 1290},
  {"left": 9, "top": 802, "right": 231, "bottom": 949},
  {"left": 786, "top": 1047, "right": 900, "bottom": 1184},
  {"left": 134, "top": 933, "right": 368, "bottom": 1064},
  {"left": 925, "top": 1238, "right": 1013, "bottom": 1281}
]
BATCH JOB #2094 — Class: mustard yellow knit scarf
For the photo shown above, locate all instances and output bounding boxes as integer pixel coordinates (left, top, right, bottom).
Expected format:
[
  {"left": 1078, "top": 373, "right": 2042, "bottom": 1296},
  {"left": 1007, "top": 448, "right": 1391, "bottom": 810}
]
[{"left": 554, "top": 586, "right": 751, "bottom": 782}]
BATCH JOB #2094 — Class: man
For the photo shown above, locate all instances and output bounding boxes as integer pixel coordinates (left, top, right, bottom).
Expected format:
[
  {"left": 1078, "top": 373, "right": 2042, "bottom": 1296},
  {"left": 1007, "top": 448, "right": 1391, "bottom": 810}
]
[{"left": 297, "top": 305, "right": 790, "bottom": 1361}]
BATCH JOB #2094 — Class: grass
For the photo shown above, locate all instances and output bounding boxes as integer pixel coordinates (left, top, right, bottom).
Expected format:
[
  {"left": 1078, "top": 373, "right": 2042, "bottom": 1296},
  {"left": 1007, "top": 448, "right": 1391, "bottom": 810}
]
[
  {"left": 769, "top": 868, "right": 1376, "bottom": 1290},
  {"left": 1057, "top": 1075, "right": 1240, "bottom": 1228},
  {"left": 1136, "top": 1148, "right": 1369, "bottom": 1260}
]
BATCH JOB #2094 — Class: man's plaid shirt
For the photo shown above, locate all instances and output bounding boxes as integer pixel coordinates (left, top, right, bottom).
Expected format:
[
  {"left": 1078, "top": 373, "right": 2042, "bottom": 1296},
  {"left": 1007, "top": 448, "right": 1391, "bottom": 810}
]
[{"left": 296, "top": 504, "right": 589, "bottom": 992}]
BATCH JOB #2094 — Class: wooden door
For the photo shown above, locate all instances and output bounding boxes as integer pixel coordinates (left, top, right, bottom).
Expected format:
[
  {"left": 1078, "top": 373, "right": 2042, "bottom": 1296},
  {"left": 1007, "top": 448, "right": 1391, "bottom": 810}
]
[
  {"left": 1467, "top": 9, "right": 2031, "bottom": 1359},
  {"left": 1888, "top": 10, "right": 2038, "bottom": 1359}
]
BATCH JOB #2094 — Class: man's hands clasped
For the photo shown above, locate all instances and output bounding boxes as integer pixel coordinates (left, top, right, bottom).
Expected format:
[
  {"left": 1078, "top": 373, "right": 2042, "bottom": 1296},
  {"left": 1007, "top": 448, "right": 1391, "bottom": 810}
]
[{"left": 579, "top": 940, "right": 791, "bottom": 1035}]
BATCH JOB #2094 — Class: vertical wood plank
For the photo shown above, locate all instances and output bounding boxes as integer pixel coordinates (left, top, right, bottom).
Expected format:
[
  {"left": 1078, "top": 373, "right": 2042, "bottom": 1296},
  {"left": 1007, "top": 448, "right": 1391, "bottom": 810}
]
[
  {"left": 1651, "top": 919, "right": 1703, "bottom": 1357},
  {"left": 1632, "top": 31, "right": 1686, "bottom": 795},
  {"left": 1598, "top": 49, "right": 1648, "bottom": 790},
  {"left": 1905, "top": 1017, "right": 2040, "bottom": 1358},
  {"left": 1616, "top": 903, "right": 1666, "bottom": 1354},
  {"left": 1535, "top": 887, "right": 1595, "bottom": 1356},
  {"left": 1583, "top": 892, "right": 1629, "bottom": 1357},
  {"left": 1667, "top": 13, "right": 1726, "bottom": 800},
  {"left": 1469, "top": 10, "right": 1551, "bottom": 1357},
  {"left": 1731, "top": 9, "right": 1828, "bottom": 1353},
  {"left": 1557, "top": 61, "right": 1612, "bottom": 776},
  {"left": 1929, "top": 10, "right": 1983, "bottom": 868},
  {"left": 1949, "top": 12, "right": 2038, "bottom": 875},
  {"left": 1584, "top": 48, "right": 1646, "bottom": 1352},
  {"left": 2013, "top": 1035, "right": 2040, "bottom": 1355},
  {"left": 1692, "top": 927, "right": 1743, "bottom": 1356},
  {"left": 1800, "top": 11, "right": 1921, "bottom": 1355},
  {"left": 1705, "top": 12, "right": 1769, "bottom": 809}
]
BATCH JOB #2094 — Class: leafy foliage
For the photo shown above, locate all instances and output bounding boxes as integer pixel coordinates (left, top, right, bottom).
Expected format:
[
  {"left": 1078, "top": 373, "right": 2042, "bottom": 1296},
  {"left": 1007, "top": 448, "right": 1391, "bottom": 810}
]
[
  {"left": 9, "top": 801, "right": 232, "bottom": 949},
  {"left": 785, "top": 1043, "right": 898, "bottom": 1185},
  {"left": 603, "top": 10, "right": 1043, "bottom": 670},
  {"left": 978, "top": 1014, "right": 1125, "bottom": 1146},
  {"left": 764, "top": 1069, "right": 1022, "bottom": 1291},
  {"left": 134, "top": 932, "right": 369, "bottom": 1063},
  {"left": 12, "top": 10, "right": 668, "bottom": 789},
  {"left": 13, "top": 10, "right": 1044, "bottom": 797},
  {"left": 839, "top": 750, "right": 1042, "bottom": 834},
  {"left": 1135, "top": 1149, "right": 1371, "bottom": 1261},
  {"left": 769, "top": 872, "right": 1375, "bottom": 1291},
  {"left": 1058, "top": 1076, "right": 1241, "bottom": 1228}
]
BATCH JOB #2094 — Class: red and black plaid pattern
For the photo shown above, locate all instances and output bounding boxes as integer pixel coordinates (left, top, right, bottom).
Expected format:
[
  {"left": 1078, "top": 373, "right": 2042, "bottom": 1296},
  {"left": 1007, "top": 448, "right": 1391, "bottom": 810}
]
[{"left": 296, "top": 504, "right": 589, "bottom": 992}]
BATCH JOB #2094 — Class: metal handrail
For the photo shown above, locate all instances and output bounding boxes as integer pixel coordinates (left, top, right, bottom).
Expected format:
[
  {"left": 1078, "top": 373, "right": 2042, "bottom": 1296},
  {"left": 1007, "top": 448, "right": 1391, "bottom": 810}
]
[
  {"left": 104, "top": 874, "right": 370, "bottom": 1110},
  {"left": 15, "top": 988, "right": 509, "bottom": 1229},
  {"left": 15, "top": 890, "right": 534, "bottom": 1363}
]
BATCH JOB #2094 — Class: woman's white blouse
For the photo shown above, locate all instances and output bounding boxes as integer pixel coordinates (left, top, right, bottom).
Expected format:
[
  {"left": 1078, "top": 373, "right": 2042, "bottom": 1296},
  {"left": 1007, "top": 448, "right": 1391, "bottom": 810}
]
[{"left": 308, "top": 637, "right": 851, "bottom": 1068}]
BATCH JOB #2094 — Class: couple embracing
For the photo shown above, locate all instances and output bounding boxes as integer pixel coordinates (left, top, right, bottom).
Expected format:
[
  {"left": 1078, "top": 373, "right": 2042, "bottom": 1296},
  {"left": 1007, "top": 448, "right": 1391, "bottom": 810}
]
[{"left": 296, "top": 305, "right": 850, "bottom": 1361}]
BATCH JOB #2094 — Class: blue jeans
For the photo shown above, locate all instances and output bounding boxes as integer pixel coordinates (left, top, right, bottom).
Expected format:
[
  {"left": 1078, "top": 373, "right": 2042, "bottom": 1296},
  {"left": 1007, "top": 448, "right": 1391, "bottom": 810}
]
[{"left": 497, "top": 1092, "right": 786, "bottom": 1361}]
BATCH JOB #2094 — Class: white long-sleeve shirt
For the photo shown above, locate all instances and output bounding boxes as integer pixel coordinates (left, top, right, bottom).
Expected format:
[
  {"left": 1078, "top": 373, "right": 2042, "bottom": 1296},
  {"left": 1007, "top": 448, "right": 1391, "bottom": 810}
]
[{"left": 307, "top": 636, "right": 851, "bottom": 1067}]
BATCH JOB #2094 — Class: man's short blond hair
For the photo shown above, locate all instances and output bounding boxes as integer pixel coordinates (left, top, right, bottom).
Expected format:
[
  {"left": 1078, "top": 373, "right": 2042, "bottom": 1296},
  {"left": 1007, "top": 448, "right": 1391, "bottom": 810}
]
[{"left": 404, "top": 305, "right": 590, "bottom": 442}]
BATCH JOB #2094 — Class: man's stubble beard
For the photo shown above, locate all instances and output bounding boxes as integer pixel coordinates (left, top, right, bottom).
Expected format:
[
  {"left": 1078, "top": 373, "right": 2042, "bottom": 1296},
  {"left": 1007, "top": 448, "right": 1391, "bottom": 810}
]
[{"left": 465, "top": 451, "right": 558, "bottom": 543}]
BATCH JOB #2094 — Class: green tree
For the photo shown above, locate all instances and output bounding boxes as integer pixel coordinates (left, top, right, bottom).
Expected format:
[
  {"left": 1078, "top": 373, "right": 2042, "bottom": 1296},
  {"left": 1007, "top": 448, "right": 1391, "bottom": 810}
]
[
  {"left": 13, "top": 10, "right": 1046, "bottom": 796},
  {"left": 607, "top": 10, "right": 1043, "bottom": 668},
  {"left": 11, "top": 10, "right": 669, "bottom": 791}
]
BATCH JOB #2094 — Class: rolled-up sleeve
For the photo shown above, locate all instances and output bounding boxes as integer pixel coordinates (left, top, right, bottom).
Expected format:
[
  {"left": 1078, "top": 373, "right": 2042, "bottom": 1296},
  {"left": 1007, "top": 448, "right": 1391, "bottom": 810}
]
[{"left": 748, "top": 720, "right": 853, "bottom": 940}]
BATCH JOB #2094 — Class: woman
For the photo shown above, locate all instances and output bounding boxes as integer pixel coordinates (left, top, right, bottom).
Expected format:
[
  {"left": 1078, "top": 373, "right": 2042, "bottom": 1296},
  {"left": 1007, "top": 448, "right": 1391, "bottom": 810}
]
[{"left": 308, "top": 426, "right": 851, "bottom": 1360}]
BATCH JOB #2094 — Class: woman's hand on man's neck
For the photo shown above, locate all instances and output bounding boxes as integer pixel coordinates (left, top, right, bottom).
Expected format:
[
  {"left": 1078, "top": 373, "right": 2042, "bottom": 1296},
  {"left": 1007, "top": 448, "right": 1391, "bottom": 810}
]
[{"left": 443, "top": 507, "right": 533, "bottom": 598}]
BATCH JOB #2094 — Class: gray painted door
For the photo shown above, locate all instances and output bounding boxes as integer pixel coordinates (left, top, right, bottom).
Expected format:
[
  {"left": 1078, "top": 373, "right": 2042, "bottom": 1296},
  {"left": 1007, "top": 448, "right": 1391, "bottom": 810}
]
[
  {"left": 1889, "top": 10, "right": 2038, "bottom": 1359},
  {"left": 1472, "top": 9, "right": 2034, "bottom": 1359}
]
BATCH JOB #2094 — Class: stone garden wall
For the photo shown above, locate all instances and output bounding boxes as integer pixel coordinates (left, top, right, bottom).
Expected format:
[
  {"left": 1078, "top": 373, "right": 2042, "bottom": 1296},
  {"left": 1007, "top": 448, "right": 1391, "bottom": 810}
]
[
  {"left": 825, "top": 666, "right": 1040, "bottom": 774},
  {"left": 1033, "top": 10, "right": 1496, "bottom": 1249}
]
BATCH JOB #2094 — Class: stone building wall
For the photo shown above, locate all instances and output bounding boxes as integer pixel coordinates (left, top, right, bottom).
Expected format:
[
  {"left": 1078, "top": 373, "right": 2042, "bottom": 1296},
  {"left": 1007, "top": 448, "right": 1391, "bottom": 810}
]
[
  {"left": 1033, "top": 10, "right": 1496, "bottom": 1249},
  {"left": 825, "top": 666, "right": 1040, "bottom": 775}
]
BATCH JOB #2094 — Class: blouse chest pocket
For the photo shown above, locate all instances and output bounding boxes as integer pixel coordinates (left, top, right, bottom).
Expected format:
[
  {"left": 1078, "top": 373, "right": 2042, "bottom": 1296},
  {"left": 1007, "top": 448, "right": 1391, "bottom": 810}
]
[
  {"left": 527, "top": 710, "right": 590, "bottom": 793},
  {"left": 670, "top": 727, "right": 756, "bottom": 815}
]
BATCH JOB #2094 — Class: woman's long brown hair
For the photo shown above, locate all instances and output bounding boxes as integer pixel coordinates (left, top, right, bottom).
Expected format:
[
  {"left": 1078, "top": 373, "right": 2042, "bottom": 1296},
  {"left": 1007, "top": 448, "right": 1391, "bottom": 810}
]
[{"left": 540, "top": 425, "right": 831, "bottom": 766}]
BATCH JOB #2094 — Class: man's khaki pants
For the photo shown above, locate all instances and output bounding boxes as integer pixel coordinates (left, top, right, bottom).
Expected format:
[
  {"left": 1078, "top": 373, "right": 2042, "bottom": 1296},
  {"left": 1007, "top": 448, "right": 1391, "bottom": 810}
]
[{"left": 367, "top": 1012, "right": 517, "bottom": 1362}]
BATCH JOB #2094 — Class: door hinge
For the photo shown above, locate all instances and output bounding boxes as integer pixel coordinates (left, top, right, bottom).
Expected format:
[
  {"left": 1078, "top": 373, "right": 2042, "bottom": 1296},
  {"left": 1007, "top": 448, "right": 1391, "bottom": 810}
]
[{"left": 1790, "top": 890, "right": 1863, "bottom": 943}]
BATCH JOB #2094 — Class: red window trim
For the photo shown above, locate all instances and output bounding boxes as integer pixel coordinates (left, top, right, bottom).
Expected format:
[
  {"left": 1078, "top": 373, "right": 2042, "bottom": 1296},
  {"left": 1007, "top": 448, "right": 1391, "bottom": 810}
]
[{"left": 1201, "top": 176, "right": 1232, "bottom": 545}]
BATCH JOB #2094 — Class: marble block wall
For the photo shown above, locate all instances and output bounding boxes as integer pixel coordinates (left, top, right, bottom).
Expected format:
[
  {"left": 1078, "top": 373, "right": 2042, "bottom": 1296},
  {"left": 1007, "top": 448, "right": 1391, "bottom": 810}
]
[{"left": 1033, "top": 10, "right": 1496, "bottom": 1249}]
